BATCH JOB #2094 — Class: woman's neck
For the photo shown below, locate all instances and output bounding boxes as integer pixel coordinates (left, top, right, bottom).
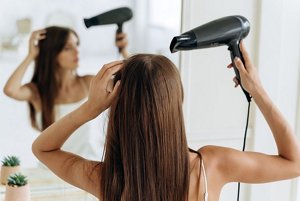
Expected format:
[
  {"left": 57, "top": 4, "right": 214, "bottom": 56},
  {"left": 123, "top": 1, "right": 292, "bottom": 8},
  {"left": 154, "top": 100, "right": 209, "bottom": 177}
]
[{"left": 56, "top": 69, "right": 78, "bottom": 90}]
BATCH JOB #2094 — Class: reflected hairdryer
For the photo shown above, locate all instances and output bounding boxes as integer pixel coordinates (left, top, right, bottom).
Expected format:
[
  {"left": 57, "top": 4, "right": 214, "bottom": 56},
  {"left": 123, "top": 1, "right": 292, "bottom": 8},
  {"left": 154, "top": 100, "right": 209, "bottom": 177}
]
[
  {"left": 84, "top": 7, "right": 133, "bottom": 33},
  {"left": 84, "top": 7, "right": 133, "bottom": 53},
  {"left": 170, "top": 15, "right": 252, "bottom": 102}
]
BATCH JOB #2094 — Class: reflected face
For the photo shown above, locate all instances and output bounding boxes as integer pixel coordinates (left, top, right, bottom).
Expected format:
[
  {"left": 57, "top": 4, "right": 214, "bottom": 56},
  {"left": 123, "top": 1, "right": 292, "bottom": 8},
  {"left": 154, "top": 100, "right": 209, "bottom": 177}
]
[{"left": 57, "top": 33, "right": 79, "bottom": 70}]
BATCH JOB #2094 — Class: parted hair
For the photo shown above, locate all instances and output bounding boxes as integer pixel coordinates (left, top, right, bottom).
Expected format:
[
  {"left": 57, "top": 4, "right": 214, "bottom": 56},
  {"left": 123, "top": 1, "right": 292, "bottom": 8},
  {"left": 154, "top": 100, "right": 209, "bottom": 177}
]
[{"left": 101, "top": 54, "right": 190, "bottom": 201}]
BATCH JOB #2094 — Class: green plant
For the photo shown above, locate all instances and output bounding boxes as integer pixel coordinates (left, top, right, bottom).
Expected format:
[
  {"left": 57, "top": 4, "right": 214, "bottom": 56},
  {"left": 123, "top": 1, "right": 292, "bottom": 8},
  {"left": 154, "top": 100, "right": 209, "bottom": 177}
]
[
  {"left": 7, "top": 173, "right": 28, "bottom": 187},
  {"left": 1, "top": 156, "right": 20, "bottom": 167}
]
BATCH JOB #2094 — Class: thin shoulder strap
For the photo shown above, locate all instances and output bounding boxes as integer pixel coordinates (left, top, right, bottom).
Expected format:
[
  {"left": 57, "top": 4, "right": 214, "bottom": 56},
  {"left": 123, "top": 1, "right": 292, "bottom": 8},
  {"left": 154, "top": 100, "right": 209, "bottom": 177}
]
[
  {"left": 201, "top": 159, "right": 208, "bottom": 201},
  {"left": 188, "top": 148, "right": 208, "bottom": 201}
]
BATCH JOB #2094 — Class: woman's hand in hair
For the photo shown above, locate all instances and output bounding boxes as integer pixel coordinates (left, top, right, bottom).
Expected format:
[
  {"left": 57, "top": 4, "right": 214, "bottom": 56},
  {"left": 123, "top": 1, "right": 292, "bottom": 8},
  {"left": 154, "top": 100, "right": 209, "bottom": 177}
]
[
  {"left": 85, "top": 61, "right": 123, "bottom": 119},
  {"left": 28, "top": 29, "right": 46, "bottom": 59},
  {"left": 227, "top": 41, "right": 263, "bottom": 97}
]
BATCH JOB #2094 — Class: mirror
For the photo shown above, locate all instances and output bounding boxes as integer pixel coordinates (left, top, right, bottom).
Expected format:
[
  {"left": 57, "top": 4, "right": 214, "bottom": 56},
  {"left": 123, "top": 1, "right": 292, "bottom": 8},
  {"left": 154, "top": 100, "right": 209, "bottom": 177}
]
[
  {"left": 0, "top": 0, "right": 181, "bottom": 167},
  {"left": 0, "top": 0, "right": 182, "bottom": 167}
]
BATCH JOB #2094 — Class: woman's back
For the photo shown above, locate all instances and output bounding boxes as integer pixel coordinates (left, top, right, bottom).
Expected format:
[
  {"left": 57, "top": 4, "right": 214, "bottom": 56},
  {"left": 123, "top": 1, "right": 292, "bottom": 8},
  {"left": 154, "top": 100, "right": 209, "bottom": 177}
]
[{"left": 32, "top": 51, "right": 300, "bottom": 201}]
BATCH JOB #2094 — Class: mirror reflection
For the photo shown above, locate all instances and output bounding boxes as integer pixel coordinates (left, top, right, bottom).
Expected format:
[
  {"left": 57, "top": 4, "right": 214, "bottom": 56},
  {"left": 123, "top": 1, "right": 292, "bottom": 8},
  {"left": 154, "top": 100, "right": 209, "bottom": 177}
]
[
  {"left": 0, "top": 0, "right": 181, "bottom": 163},
  {"left": 0, "top": 0, "right": 181, "bottom": 167}
]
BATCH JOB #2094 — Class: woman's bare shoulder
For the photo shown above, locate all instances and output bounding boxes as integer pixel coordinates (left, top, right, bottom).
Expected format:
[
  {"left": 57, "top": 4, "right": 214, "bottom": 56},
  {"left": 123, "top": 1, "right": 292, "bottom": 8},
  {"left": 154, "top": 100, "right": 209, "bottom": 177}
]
[
  {"left": 198, "top": 145, "right": 237, "bottom": 166},
  {"left": 198, "top": 145, "right": 223, "bottom": 165},
  {"left": 198, "top": 145, "right": 233, "bottom": 187}
]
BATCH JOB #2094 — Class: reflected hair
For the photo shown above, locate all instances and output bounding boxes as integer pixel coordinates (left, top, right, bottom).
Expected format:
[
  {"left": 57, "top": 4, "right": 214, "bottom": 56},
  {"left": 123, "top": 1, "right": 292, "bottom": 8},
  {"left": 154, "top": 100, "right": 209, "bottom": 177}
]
[
  {"left": 29, "top": 26, "right": 78, "bottom": 130},
  {"left": 101, "top": 54, "right": 189, "bottom": 201}
]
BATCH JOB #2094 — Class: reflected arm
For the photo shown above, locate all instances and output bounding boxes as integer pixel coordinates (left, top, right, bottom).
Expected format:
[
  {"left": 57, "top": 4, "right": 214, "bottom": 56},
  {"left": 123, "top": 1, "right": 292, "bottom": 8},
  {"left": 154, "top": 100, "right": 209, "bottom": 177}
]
[
  {"left": 3, "top": 55, "right": 35, "bottom": 101},
  {"left": 32, "top": 102, "right": 101, "bottom": 198},
  {"left": 4, "top": 29, "right": 45, "bottom": 101}
]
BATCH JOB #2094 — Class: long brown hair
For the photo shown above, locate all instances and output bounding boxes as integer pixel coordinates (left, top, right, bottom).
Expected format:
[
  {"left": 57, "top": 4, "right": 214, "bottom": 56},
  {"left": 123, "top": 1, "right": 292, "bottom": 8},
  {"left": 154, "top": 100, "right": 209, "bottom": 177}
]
[
  {"left": 101, "top": 54, "right": 190, "bottom": 201},
  {"left": 29, "top": 26, "right": 78, "bottom": 130}
]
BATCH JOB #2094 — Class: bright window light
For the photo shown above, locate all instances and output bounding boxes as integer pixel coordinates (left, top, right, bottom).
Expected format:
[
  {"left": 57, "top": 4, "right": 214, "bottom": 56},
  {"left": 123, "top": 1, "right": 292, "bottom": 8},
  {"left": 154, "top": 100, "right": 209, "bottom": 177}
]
[{"left": 149, "top": 0, "right": 181, "bottom": 29}]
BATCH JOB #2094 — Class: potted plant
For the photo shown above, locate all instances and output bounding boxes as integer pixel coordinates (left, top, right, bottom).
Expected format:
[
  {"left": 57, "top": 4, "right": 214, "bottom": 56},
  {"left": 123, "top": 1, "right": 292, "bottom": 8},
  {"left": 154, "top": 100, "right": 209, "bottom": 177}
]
[
  {"left": 5, "top": 173, "right": 30, "bottom": 201},
  {"left": 1, "top": 156, "right": 21, "bottom": 185}
]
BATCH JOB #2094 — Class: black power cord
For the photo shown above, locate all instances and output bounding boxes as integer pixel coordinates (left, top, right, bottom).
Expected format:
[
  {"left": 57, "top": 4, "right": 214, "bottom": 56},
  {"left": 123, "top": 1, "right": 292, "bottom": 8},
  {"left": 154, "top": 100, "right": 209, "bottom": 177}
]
[{"left": 236, "top": 101, "right": 251, "bottom": 201}]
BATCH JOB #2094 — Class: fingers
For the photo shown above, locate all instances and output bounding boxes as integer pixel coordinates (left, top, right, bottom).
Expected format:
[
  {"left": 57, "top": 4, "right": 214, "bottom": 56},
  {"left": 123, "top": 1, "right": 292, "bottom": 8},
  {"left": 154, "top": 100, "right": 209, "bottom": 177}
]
[
  {"left": 31, "top": 29, "right": 47, "bottom": 39},
  {"left": 116, "top": 40, "right": 128, "bottom": 49},
  {"left": 228, "top": 57, "right": 246, "bottom": 74},
  {"left": 116, "top": 32, "right": 126, "bottom": 40},
  {"left": 30, "top": 29, "right": 47, "bottom": 45},
  {"left": 234, "top": 57, "right": 247, "bottom": 75},
  {"left": 101, "top": 63, "right": 123, "bottom": 85},
  {"left": 227, "top": 63, "right": 233, "bottom": 68},
  {"left": 115, "top": 33, "right": 128, "bottom": 49},
  {"left": 239, "top": 41, "right": 249, "bottom": 60},
  {"left": 96, "top": 60, "right": 123, "bottom": 78},
  {"left": 227, "top": 61, "right": 244, "bottom": 87},
  {"left": 93, "top": 61, "right": 123, "bottom": 95},
  {"left": 109, "top": 80, "right": 121, "bottom": 97},
  {"left": 233, "top": 77, "right": 240, "bottom": 87},
  {"left": 106, "top": 78, "right": 115, "bottom": 93},
  {"left": 239, "top": 40, "right": 252, "bottom": 68}
]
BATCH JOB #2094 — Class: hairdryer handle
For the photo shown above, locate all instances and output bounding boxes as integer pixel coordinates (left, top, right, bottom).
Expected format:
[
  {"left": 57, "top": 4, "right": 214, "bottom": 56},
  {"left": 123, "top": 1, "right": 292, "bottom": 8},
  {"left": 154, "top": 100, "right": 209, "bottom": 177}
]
[
  {"left": 228, "top": 41, "right": 252, "bottom": 102},
  {"left": 116, "top": 23, "right": 123, "bottom": 53}
]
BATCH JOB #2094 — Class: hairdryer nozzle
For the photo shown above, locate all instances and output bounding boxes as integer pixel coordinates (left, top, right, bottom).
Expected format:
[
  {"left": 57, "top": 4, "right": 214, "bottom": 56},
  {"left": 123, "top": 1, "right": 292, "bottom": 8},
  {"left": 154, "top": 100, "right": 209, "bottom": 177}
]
[
  {"left": 83, "top": 18, "right": 92, "bottom": 28},
  {"left": 170, "top": 33, "right": 197, "bottom": 53}
]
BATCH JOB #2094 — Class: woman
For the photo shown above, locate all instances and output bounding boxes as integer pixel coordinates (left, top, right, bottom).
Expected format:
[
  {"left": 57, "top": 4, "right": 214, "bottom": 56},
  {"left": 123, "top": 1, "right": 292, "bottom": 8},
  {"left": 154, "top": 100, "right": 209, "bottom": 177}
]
[
  {"left": 4, "top": 26, "right": 128, "bottom": 160},
  {"left": 32, "top": 42, "right": 300, "bottom": 201}
]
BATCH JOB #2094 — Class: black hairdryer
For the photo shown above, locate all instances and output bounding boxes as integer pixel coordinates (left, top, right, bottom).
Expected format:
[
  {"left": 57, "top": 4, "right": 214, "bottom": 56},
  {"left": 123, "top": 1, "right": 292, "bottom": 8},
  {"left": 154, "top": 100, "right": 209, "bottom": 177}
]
[
  {"left": 84, "top": 7, "right": 133, "bottom": 53},
  {"left": 84, "top": 7, "right": 133, "bottom": 33},
  {"left": 170, "top": 15, "right": 252, "bottom": 102}
]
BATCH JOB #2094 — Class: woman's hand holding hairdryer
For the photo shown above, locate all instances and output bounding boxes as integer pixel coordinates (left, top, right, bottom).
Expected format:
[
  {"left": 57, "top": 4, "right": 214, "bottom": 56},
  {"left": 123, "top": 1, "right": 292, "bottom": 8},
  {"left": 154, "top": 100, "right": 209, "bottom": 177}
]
[
  {"left": 116, "top": 32, "right": 129, "bottom": 58},
  {"left": 227, "top": 41, "right": 263, "bottom": 97}
]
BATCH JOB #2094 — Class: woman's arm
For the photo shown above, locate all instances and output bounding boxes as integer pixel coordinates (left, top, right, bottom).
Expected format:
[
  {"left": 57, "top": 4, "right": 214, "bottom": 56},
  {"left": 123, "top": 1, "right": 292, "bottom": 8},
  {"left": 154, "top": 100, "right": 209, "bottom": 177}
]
[
  {"left": 32, "top": 101, "right": 102, "bottom": 197},
  {"left": 202, "top": 41, "right": 300, "bottom": 184},
  {"left": 32, "top": 60, "right": 123, "bottom": 197},
  {"left": 3, "top": 29, "right": 46, "bottom": 101}
]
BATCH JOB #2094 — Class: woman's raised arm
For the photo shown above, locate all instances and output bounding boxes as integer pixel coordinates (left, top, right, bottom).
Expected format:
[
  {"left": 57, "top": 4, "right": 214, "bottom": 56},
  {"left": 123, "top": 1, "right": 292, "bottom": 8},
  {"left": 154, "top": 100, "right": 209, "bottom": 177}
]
[
  {"left": 3, "top": 30, "right": 46, "bottom": 101},
  {"left": 201, "top": 42, "right": 300, "bottom": 185}
]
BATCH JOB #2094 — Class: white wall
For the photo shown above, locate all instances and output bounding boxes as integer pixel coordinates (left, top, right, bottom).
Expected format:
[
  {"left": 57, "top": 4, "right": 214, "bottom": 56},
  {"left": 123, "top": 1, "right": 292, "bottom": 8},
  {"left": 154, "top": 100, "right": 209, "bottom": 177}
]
[
  {"left": 250, "top": 1, "right": 300, "bottom": 201},
  {"left": 180, "top": 0, "right": 300, "bottom": 201},
  {"left": 180, "top": 0, "right": 260, "bottom": 199}
]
